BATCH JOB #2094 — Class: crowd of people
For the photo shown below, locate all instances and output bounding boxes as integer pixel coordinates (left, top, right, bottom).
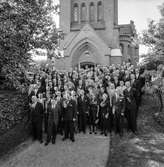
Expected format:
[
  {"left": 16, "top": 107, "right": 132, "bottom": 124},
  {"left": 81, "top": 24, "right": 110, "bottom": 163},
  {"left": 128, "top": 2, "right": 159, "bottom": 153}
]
[{"left": 28, "top": 62, "right": 146, "bottom": 146}]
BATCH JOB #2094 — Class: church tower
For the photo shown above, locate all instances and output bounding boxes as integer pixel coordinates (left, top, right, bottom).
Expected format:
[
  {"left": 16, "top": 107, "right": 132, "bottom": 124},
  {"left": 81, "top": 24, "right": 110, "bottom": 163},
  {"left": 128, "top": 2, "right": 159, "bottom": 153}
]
[{"left": 55, "top": 0, "right": 136, "bottom": 70}]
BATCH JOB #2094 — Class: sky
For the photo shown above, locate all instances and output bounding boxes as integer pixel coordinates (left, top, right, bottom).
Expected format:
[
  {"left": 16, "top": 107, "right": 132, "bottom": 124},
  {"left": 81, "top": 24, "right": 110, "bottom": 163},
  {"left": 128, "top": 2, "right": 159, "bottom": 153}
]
[
  {"left": 118, "top": 0, "right": 163, "bottom": 32},
  {"left": 118, "top": 0, "right": 164, "bottom": 55},
  {"left": 53, "top": 0, "right": 163, "bottom": 55}
]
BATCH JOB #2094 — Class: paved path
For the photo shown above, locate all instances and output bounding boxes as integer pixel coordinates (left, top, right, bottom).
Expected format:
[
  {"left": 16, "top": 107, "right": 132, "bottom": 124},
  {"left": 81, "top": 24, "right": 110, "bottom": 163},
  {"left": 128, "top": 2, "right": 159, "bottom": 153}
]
[{"left": 0, "top": 133, "right": 110, "bottom": 167}]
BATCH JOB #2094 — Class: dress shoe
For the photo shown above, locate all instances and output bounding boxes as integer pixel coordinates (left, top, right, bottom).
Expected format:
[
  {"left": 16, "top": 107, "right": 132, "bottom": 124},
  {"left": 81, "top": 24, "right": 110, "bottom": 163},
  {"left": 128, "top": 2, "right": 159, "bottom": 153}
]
[
  {"left": 62, "top": 137, "right": 67, "bottom": 141},
  {"left": 52, "top": 139, "right": 56, "bottom": 144},
  {"left": 44, "top": 142, "right": 49, "bottom": 146},
  {"left": 40, "top": 140, "right": 43, "bottom": 144},
  {"left": 71, "top": 138, "right": 75, "bottom": 142}
]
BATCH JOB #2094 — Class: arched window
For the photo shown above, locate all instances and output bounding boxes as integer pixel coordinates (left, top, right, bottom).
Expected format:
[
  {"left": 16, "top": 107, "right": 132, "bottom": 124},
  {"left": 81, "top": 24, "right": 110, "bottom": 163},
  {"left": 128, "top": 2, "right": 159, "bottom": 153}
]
[
  {"left": 73, "top": 3, "right": 79, "bottom": 22},
  {"left": 97, "top": 1, "right": 103, "bottom": 22},
  {"left": 81, "top": 3, "right": 87, "bottom": 22},
  {"left": 89, "top": 2, "right": 95, "bottom": 22}
]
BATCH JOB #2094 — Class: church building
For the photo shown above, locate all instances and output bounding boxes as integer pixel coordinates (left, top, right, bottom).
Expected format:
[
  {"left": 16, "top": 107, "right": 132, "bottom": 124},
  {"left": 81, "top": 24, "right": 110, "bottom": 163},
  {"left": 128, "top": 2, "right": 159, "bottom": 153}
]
[{"left": 54, "top": 0, "right": 139, "bottom": 71}]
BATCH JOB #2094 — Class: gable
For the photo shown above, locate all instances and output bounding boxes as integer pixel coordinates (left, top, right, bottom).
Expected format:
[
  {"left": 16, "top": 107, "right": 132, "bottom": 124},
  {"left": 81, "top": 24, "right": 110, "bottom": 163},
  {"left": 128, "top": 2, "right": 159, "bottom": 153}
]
[{"left": 64, "top": 24, "right": 110, "bottom": 56}]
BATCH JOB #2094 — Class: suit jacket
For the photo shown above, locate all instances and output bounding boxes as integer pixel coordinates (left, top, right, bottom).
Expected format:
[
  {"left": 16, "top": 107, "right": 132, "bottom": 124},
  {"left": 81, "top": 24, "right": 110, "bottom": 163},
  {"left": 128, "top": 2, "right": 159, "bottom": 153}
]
[
  {"left": 50, "top": 100, "right": 61, "bottom": 125},
  {"left": 31, "top": 102, "right": 44, "bottom": 123},
  {"left": 72, "top": 78, "right": 78, "bottom": 90},
  {"left": 123, "top": 88, "right": 137, "bottom": 111},
  {"left": 63, "top": 99, "right": 76, "bottom": 121},
  {"left": 28, "top": 90, "right": 35, "bottom": 104},
  {"left": 136, "top": 75, "right": 145, "bottom": 91},
  {"left": 113, "top": 95, "right": 125, "bottom": 115},
  {"left": 100, "top": 96, "right": 109, "bottom": 116},
  {"left": 28, "top": 89, "right": 40, "bottom": 103},
  {"left": 77, "top": 95, "right": 89, "bottom": 115},
  {"left": 114, "top": 80, "right": 120, "bottom": 88}
]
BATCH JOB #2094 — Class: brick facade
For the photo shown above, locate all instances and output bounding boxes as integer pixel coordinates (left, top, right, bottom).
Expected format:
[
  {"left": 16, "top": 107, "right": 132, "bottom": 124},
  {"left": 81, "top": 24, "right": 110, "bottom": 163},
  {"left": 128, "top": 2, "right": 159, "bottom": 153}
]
[{"left": 55, "top": 0, "right": 139, "bottom": 70}]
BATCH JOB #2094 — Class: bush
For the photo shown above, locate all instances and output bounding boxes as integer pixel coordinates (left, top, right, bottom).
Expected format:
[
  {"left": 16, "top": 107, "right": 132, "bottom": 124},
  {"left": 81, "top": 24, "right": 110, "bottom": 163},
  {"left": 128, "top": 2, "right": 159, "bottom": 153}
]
[
  {"left": 154, "top": 112, "right": 164, "bottom": 127},
  {"left": 0, "top": 91, "right": 29, "bottom": 135}
]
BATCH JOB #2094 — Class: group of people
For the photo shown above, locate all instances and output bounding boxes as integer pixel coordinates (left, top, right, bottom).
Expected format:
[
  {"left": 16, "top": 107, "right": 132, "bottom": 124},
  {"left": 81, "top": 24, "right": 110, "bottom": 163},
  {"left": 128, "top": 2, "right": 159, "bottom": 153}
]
[{"left": 28, "top": 62, "right": 146, "bottom": 146}]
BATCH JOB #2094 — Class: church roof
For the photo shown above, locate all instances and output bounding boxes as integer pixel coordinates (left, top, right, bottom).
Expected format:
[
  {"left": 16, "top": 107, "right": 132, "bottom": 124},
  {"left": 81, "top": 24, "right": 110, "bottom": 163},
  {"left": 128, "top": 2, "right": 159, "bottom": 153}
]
[
  {"left": 117, "top": 20, "right": 137, "bottom": 37},
  {"left": 62, "top": 23, "right": 111, "bottom": 57}
]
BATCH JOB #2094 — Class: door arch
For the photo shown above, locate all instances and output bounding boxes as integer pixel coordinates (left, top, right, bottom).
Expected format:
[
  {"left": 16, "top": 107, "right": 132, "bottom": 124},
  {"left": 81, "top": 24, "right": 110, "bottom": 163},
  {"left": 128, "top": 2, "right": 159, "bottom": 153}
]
[
  {"left": 80, "top": 62, "right": 95, "bottom": 69},
  {"left": 71, "top": 40, "right": 101, "bottom": 69}
]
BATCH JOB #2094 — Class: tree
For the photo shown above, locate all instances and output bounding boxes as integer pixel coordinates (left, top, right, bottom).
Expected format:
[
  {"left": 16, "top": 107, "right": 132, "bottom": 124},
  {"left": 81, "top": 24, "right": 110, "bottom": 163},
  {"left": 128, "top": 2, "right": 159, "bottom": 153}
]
[
  {"left": 141, "top": 3, "right": 164, "bottom": 65},
  {"left": 0, "top": 0, "right": 59, "bottom": 89}
]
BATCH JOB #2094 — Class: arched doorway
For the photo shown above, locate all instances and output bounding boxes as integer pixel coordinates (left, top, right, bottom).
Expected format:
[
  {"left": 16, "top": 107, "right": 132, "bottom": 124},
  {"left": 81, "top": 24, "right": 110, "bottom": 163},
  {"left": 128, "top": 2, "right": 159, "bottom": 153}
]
[
  {"left": 71, "top": 40, "right": 101, "bottom": 69},
  {"left": 78, "top": 50, "right": 96, "bottom": 69},
  {"left": 80, "top": 62, "right": 95, "bottom": 69}
]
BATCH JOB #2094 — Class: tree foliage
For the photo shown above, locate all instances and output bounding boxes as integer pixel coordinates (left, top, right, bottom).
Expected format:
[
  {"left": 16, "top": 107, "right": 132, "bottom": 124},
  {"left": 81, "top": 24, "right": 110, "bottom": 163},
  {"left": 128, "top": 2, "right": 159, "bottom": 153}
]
[
  {"left": 0, "top": 0, "right": 58, "bottom": 89},
  {"left": 141, "top": 3, "right": 164, "bottom": 65}
]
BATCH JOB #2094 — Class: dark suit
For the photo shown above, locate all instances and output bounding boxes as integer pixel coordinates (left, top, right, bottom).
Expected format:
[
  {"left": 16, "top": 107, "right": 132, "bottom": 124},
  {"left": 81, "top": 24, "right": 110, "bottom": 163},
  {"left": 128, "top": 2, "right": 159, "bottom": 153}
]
[
  {"left": 124, "top": 88, "right": 137, "bottom": 133},
  {"left": 31, "top": 102, "right": 44, "bottom": 141},
  {"left": 57, "top": 99, "right": 64, "bottom": 135},
  {"left": 113, "top": 80, "right": 120, "bottom": 88},
  {"left": 135, "top": 75, "right": 145, "bottom": 107},
  {"left": 46, "top": 100, "right": 61, "bottom": 144},
  {"left": 88, "top": 95, "right": 98, "bottom": 133},
  {"left": 40, "top": 77, "right": 46, "bottom": 93},
  {"left": 99, "top": 97, "right": 109, "bottom": 135},
  {"left": 77, "top": 95, "right": 88, "bottom": 133},
  {"left": 72, "top": 78, "right": 78, "bottom": 91},
  {"left": 62, "top": 99, "right": 76, "bottom": 140},
  {"left": 28, "top": 90, "right": 38, "bottom": 103},
  {"left": 113, "top": 96, "right": 125, "bottom": 136}
]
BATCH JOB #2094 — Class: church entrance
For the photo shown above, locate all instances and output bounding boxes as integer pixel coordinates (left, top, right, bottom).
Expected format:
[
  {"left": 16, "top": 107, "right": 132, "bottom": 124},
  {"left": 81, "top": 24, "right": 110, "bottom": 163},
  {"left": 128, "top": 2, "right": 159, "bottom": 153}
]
[
  {"left": 80, "top": 62, "right": 95, "bottom": 69},
  {"left": 71, "top": 41, "right": 101, "bottom": 70}
]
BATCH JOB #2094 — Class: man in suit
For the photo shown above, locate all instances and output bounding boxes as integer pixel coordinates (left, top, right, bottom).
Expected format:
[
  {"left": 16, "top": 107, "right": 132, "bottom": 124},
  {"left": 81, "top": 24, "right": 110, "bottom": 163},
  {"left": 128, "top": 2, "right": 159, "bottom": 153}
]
[
  {"left": 56, "top": 91, "right": 64, "bottom": 135},
  {"left": 88, "top": 88, "right": 98, "bottom": 134},
  {"left": 113, "top": 90, "right": 125, "bottom": 137},
  {"left": 124, "top": 81, "right": 137, "bottom": 134},
  {"left": 99, "top": 92, "right": 109, "bottom": 136},
  {"left": 77, "top": 89, "right": 88, "bottom": 134},
  {"left": 45, "top": 93, "right": 61, "bottom": 146},
  {"left": 134, "top": 68, "right": 146, "bottom": 112},
  {"left": 30, "top": 96, "right": 44, "bottom": 143},
  {"left": 62, "top": 92, "right": 76, "bottom": 142}
]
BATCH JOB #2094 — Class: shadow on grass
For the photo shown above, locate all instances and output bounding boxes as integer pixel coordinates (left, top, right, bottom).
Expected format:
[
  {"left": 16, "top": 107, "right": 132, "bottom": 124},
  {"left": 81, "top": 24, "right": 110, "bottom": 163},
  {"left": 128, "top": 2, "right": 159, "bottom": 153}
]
[
  {"left": 106, "top": 95, "right": 164, "bottom": 167},
  {"left": 0, "top": 117, "right": 31, "bottom": 159}
]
